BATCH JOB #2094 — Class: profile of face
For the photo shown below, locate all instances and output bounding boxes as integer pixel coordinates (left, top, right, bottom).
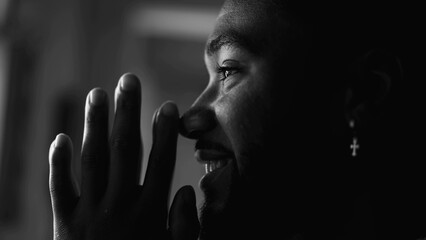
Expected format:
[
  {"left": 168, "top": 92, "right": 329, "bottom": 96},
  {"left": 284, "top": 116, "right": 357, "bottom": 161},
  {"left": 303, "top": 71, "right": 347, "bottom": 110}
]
[
  {"left": 180, "top": 0, "right": 398, "bottom": 239},
  {"left": 180, "top": 1, "right": 299, "bottom": 239}
]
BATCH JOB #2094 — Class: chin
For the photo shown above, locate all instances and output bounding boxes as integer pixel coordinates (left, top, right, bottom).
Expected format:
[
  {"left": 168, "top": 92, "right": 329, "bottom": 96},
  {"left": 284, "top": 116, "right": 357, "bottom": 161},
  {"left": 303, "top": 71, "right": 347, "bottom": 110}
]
[
  {"left": 199, "top": 179, "right": 233, "bottom": 240},
  {"left": 198, "top": 170, "right": 290, "bottom": 240},
  {"left": 198, "top": 173, "right": 252, "bottom": 240},
  {"left": 199, "top": 200, "right": 238, "bottom": 240}
]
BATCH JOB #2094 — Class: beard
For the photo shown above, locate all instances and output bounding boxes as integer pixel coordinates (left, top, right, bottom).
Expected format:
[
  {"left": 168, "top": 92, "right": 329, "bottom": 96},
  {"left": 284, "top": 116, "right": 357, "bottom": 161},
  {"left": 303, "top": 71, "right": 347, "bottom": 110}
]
[
  {"left": 197, "top": 166, "right": 279, "bottom": 240},
  {"left": 198, "top": 201, "right": 233, "bottom": 240},
  {"left": 197, "top": 145, "right": 278, "bottom": 240},
  {"left": 197, "top": 157, "right": 310, "bottom": 240},
  {"left": 198, "top": 169, "right": 246, "bottom": 240}
]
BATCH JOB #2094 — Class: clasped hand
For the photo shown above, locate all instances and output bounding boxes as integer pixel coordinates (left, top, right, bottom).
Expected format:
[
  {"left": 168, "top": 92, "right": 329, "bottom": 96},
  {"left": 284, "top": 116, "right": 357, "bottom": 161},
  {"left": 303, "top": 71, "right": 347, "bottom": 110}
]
[{"left": 48, "top": 73, "right": 200, "bottom": 240}]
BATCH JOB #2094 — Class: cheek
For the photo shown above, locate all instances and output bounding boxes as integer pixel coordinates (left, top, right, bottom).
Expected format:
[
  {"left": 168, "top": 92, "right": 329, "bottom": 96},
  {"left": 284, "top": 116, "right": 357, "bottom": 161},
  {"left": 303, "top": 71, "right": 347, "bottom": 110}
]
[{"left": 216, "top": 81, "right": 273, "bottom": 175}]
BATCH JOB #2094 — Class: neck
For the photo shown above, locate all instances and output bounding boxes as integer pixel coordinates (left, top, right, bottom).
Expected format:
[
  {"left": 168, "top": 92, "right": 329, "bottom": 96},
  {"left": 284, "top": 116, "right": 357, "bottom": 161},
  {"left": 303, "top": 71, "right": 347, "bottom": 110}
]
[{"left": 340, "top": 191, "right": 376, "bottom": 240}]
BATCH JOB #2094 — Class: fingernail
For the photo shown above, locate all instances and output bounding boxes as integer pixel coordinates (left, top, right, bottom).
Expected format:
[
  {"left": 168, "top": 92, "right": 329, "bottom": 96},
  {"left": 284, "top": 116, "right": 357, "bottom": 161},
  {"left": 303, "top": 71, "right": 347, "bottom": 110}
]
[
  {"left": 120, "top": 73, "right": 139, "bottom": 91},
  {"left": 55, "top": 134, "right": 68, "bottom": 148},
  {"left": 160, "top": 101, "right": 178, "bottom": 117},
  {"left": 153, "top": 108, "right": 160, "bottom": 125},
  {"left": 89, "top": 88, "right": 105, "bottom": 106}
]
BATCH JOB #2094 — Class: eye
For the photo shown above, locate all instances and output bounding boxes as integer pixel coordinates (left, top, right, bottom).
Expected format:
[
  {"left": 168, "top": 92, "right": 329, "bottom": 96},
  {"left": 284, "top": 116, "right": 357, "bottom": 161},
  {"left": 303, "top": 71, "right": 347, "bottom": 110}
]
[{"left": 217, "top": 66, "right": 240, "bottom": 81}]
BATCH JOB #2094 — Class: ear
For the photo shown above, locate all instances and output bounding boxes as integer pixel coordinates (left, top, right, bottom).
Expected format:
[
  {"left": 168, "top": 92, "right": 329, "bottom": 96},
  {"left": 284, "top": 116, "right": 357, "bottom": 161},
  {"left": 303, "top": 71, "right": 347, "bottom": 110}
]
[{"left": 345, "top": 49, "right": 403, "bottom": 123}]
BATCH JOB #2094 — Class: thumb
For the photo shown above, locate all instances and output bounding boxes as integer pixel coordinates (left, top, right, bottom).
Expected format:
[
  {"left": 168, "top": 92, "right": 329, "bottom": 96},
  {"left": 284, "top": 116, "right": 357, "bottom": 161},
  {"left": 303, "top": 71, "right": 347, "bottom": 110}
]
[
  {"left": 49, "top": 133, "right": 78, "bottom": 220},
  {"left": 169, "top": 185, "right": 200, "bottom": 240}
]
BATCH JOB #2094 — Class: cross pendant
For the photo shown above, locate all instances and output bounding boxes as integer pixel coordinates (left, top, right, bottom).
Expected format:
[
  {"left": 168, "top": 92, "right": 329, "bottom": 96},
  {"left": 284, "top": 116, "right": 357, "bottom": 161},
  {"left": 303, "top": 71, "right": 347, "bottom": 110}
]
[{"left": 350, "top": 137, "right": 360, "bottom": 157}]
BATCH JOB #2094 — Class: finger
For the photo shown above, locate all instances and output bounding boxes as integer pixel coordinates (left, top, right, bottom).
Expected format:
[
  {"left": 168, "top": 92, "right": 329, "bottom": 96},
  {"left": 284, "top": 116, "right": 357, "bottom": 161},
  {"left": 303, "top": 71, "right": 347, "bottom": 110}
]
[
  {"left": 107, "top": 73, "right": 142, "bottom": 197},
  {"left": 169, "top": 186, "right": 200, "bottom": 240},
  {"left": 49, "top": 133, "right": 78, "bottom": 219},
  {"left": 143, "top": 101, "right": 179, "bottom": 207},
  {"left": 80, "top": 88, "right": 109, "bottom": 205}
]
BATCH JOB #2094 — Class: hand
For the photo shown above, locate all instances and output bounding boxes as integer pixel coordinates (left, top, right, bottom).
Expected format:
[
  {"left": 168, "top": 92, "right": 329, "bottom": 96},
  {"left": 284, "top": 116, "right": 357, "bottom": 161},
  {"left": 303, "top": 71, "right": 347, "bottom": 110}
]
[{"left": 48, "top": 73, "right": 200, "bottom": 240}]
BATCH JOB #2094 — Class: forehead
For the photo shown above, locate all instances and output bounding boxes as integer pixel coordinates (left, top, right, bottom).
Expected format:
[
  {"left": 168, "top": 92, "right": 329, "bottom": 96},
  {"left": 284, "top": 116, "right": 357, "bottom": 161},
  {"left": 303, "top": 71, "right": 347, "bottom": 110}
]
[
  {"left": 214, "top": 7, "right": 266, "bottom": 35},
  {"left": 221, "top": 0, "right": 274, "bottom": 15},
  {"left": 206, "top": 1, "right": 287, "bottom": 56}
]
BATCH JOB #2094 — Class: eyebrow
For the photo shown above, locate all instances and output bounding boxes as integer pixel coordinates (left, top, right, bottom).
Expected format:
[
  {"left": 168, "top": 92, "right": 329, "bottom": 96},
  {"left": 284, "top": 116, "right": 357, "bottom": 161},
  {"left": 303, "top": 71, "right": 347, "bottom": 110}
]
[{"left": 205, "top": 32, "right": 257, "bottom": 56}]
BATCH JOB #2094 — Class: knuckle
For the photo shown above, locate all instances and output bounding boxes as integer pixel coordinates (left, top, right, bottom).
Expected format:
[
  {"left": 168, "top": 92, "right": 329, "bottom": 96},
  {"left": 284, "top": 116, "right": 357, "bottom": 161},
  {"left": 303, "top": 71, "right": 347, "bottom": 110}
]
[
  {"left": 117, "top": 96, "right": 139, "bottom": 111},
  {"left": 49, "top": 185, "right": 61, "bottom": 195},
  {"left": 80, "top": 153, "right": 102, "bottom": 169},
  {"left": 49, "top": 182, "right": 66, "bottom": 197},
  {"left": 49, "top": 156, "right": 63, "bottom": 167},
  {"left": 123, "top": 99, "right": 138, "bottom": 110},
  {"left": 110, "top": 136, "right": 132, "bottom": 151},
  {"left": 86, "top": 107, "right": 100, "bottom": 124},
  {"left": 49, "top": 155, "right": 69, "bottom": 169}
]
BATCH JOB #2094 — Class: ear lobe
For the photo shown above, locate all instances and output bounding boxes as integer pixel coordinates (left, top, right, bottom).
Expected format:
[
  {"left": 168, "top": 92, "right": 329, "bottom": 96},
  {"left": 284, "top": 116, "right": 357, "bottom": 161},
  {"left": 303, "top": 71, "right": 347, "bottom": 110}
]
[{"left": 345, "top": 49, "right": 403, "bottom": 122}]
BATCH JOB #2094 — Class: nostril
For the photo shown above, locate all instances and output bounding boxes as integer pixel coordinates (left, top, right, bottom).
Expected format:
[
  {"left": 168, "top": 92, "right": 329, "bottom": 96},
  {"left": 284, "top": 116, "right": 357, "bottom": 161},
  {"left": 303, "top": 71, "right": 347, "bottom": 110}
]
[
  {"left": 179, "top": 115, "right": 204, "bottom": 139},
  {"left": 179, "top": 107, "right": 216, "bottom": 139},
  {"left": 183, "top": 129, "right": 203, "bottom": 139}
]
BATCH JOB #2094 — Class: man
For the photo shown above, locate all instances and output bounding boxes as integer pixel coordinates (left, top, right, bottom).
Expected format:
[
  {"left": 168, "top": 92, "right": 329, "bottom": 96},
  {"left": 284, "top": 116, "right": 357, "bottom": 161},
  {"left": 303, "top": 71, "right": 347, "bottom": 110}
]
[{"left": 49, "top": 0, "right": 423, "bottom": 239}]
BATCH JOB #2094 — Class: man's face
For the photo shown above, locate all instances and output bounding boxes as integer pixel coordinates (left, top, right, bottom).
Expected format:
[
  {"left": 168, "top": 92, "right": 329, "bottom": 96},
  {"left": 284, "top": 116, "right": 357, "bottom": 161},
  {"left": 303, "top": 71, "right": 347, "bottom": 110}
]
[
  {"left": 180, "top": 1, "right": 298, "bottom": 237},
  {"left": 199, "top": 1, "right": 278, "bottom": 206},
  {"left": 179, "top": 0, "right": 400, "bottom": 239}
]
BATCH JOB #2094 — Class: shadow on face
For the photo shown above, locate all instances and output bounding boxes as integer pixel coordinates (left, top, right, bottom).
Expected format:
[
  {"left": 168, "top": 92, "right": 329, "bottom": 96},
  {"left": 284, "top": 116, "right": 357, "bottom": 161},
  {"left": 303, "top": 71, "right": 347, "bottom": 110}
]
[{"left": 181, "top": 0, "right": 425, "bottom": 239}]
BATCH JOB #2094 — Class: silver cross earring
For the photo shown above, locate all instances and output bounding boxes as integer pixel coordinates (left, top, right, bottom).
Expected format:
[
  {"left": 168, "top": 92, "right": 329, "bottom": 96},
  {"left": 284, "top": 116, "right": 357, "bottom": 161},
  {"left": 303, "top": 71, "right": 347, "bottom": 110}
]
[{"left": 349, "top": 120, "right": 360, "bottom": 157}]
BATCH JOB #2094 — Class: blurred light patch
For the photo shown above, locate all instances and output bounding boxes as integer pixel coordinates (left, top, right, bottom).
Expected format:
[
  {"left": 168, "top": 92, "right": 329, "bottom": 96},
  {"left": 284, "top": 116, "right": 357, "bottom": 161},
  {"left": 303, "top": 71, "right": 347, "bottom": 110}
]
[
  {"left": 0, "top": 33, "right": 9, "bottom": 170},
  {"left": 0, "top": 0, "right": 10, "bottom": 24},
  {"left": 128, "top": 3, "right": 218, "bottom": 40}
]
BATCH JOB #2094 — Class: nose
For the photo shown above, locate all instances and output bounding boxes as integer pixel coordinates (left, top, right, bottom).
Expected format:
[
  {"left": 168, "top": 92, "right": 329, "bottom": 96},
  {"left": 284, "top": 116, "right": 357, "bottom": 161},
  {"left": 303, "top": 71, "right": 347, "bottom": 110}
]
[{"left": 179, "top": 105, "right": 216, "bottom": 139}]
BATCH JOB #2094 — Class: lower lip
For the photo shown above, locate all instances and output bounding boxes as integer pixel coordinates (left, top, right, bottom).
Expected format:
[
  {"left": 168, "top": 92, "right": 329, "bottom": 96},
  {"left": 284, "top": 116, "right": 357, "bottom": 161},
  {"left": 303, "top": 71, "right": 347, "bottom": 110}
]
[{"left": 199, "top": 158, "right": 232, "bottom": 190}]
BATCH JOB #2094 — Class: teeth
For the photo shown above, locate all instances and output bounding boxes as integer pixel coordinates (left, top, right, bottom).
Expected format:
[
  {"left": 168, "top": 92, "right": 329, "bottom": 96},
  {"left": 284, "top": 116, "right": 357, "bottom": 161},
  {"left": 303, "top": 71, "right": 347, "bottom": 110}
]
[{"left": 205, "top": 160, "right": 226, "bottom": 174}]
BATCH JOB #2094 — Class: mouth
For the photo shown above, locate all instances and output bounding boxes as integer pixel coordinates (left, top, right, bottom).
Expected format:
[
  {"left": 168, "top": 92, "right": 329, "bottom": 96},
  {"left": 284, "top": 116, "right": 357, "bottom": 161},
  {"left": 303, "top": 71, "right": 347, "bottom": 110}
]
[
  {"left": 194, "top": 140, "right": 235, "bottom": 186},
  {"left": 195, "top": 149, "right": 232, "bottom": 174}
]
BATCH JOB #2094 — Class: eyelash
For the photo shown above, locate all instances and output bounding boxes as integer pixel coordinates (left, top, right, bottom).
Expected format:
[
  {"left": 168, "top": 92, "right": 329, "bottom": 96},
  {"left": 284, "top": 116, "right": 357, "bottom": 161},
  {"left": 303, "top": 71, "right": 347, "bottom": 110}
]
[{"left": 217, "top": 66, "right": 241, "bottom": 81}]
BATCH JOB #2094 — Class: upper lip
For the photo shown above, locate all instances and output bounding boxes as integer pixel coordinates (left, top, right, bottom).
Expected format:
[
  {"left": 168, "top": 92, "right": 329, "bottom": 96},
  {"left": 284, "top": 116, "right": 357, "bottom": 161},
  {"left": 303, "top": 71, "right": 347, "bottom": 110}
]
[{"left": 194, "top": 140, "right": 234, "bottom": 163}]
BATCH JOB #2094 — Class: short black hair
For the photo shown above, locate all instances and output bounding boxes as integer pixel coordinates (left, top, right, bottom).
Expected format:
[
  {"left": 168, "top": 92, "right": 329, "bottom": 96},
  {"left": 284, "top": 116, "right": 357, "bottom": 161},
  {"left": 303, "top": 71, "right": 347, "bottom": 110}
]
[{"left": 223, "top": 0, "right": 405, "bottom": 61}]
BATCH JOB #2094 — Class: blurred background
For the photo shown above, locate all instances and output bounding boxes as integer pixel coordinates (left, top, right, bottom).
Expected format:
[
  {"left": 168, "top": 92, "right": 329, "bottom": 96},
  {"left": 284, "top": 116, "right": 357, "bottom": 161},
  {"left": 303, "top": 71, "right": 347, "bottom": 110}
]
[{"left": 0, "top": 0, "right": 223, "bottom": 239}]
